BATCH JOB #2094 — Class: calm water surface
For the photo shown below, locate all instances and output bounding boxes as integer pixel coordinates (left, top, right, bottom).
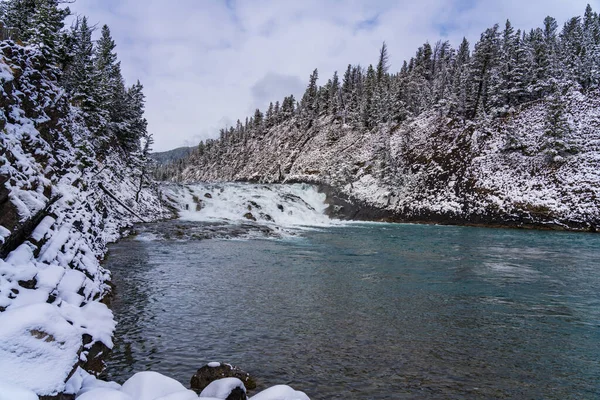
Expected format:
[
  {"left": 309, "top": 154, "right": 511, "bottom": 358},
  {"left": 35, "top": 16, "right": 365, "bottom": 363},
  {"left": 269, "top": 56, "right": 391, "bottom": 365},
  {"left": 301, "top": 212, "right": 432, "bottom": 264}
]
[{"left": 102, "top": 222, "right": 600, "bottom": 399}]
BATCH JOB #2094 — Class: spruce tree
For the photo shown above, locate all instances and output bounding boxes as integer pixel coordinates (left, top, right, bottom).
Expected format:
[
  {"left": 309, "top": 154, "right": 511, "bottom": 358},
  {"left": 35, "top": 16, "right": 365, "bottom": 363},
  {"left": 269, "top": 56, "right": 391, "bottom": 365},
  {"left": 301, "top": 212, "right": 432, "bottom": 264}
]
[
  {"left": 27, "top": 0, "right": 70, "bottom": 62},
  {"left": 301, "top": 69, "right": 319, "bottom": 123},
  {"left": 468, "top": 24, "right": 501, "bottom": 118},
  {"left": 376, "top": 42, "right": 389, "bottom": 83},
  {"left": 2, "top": 0, "right": 36, "bottom": 41}
]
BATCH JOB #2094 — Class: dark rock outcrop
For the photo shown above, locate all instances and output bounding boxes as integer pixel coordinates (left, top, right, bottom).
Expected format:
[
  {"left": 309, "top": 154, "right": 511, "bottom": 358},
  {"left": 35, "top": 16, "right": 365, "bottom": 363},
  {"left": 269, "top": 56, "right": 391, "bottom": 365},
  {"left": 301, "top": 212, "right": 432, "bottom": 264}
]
[
  {"left": 225, "top": 387, "right": 247, "bottom": 400},
  {"left": 243, "top": 212, "right": 256, "bottom": 221}
]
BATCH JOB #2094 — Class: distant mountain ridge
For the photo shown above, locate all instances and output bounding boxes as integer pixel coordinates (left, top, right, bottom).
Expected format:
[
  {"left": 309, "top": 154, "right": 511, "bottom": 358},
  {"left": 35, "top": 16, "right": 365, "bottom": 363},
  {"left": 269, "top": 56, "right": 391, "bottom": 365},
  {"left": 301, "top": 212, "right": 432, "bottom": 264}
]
[{"left": 151, "top": 146, "right": 193, "bottom": 165}]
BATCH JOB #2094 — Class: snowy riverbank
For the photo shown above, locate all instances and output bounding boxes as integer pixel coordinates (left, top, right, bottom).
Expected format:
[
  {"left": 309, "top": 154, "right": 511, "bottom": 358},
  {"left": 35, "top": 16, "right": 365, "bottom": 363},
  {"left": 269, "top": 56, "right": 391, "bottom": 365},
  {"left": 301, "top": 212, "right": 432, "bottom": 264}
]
[{"left": 0, "top": 40, "right": 169, "bottom": 398}]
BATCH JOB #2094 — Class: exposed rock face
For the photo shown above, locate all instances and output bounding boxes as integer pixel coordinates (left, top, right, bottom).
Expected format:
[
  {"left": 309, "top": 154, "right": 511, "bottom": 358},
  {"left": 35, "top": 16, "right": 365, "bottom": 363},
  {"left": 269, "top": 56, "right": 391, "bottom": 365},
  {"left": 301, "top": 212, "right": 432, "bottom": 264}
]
[
  {"left": 172, "top": 91, "right": 600, "bottom": 231},
  {"left": 191, "top": 363, "right": 256, "bottom": 393}
]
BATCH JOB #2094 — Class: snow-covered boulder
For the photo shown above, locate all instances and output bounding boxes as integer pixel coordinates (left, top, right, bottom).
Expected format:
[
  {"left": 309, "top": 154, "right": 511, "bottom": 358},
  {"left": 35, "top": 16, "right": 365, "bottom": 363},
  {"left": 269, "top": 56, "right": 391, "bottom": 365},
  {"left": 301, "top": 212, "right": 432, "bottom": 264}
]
[
  {"left": 76, "top": 388, "right": 134, "bottom": 400},
  {"left": 249, "top": 385, "right": 310, "bottom": 400},
  {"left": 0, "top": 303, "right": 81, "bottom": 397},
  {"left": 199, "top": 377, "right": 246, "bottom": 399},
  {"left": 191, "top": 362, "right": 256, "bottom": 392},
  {"left": 0, "top": 380, "right": 38, "bottom": 400},
  {"left": 120, "top": 371, "right": 194, "bottom": 400},
  {"left": 155, "top": 389, "right": 201, "bottom": 400}
]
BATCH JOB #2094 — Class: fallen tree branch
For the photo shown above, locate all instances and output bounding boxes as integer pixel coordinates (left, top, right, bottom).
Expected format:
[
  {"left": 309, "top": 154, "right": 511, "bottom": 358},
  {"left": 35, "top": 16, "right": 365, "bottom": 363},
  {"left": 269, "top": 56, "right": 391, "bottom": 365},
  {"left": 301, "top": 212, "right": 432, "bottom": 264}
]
[{"left": 98, "top": 183, "right": 147, "bottom": 223}]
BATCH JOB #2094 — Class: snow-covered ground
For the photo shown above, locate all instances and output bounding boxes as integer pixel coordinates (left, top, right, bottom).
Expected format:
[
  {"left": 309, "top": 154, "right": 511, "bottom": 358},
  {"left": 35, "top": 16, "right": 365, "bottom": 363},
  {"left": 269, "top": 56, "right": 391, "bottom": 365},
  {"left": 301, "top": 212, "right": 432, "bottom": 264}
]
[{"left": 0, "top": 42, "right": 169, "bottom": 398}]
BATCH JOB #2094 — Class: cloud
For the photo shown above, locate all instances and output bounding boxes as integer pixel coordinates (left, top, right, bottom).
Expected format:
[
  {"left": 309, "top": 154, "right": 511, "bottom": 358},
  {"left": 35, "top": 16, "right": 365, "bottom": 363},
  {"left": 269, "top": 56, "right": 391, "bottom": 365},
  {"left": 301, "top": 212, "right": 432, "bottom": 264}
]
[
  {"left": 250, "top": 73, "right": 306, "bottom": 112},
  {"left": 67, "top": 0, "right": 599, "bottom": 151}
]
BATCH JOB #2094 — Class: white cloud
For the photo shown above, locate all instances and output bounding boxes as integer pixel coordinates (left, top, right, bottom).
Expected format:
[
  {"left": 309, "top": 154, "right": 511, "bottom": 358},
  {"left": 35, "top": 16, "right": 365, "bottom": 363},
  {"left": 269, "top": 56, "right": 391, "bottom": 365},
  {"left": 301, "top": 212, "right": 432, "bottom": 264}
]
[{"left": 68, "top": 0, "right": 599, "bottom": 151}]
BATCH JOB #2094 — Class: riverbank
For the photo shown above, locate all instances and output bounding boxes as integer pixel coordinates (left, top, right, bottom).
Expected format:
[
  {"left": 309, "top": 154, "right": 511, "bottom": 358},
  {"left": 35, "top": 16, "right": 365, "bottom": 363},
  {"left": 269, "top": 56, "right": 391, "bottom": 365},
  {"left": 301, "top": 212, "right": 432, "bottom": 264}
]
[
  {"left": 317, "top": 183, "right": 599, "bottom": 232},
  {"left": 0, "top": 39, "right": 171, "bottom": 398}
]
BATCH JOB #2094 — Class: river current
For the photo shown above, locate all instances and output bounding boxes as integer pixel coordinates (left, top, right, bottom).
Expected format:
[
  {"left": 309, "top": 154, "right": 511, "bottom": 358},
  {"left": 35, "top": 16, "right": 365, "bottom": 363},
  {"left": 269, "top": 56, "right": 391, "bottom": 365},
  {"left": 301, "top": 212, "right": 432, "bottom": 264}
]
[{"left": 102, "top": 183, "right": 600, "bottom": 399}]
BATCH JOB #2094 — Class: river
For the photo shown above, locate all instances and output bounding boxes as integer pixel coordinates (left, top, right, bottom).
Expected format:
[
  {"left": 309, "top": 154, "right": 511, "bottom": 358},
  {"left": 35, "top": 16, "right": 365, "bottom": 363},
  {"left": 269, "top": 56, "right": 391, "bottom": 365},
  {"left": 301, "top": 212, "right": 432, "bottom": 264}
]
[{"left": 101, "top": 183, "right": 600, "bottom": 399}]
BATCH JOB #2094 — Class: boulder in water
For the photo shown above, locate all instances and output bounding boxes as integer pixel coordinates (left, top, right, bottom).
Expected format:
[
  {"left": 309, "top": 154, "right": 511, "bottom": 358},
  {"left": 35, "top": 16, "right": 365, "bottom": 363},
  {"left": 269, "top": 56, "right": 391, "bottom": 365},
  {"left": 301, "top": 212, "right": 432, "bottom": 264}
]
[
  {"left": 243, "top": 213, "right": 256, "bottom": 221},
  {"left": 191, "top": 363, "right": 256, "bottom": 392},
  {"left": 199, "top": 377, "right": 246, "bottom": 399},
  {"left": 260, "top": 213, "right": 274, "bottom": 222}
]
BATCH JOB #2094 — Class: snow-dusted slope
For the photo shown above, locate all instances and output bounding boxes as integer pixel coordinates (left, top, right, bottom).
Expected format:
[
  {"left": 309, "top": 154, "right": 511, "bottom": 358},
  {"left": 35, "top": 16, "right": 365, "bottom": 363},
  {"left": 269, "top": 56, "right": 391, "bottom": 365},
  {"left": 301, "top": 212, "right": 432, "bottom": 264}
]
[
  {"left": 174, "top": 90, "right": 600, "bottom": 231},
  {"left": 0, "top": 42, "right": 169, "bottom": 397}
]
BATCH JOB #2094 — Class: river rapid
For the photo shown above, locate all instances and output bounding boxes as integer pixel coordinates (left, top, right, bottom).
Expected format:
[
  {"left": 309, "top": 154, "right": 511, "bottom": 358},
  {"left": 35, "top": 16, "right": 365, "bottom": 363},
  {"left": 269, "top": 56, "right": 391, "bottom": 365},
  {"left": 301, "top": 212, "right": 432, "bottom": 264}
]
[{"left": 101, "top": 183, "right": 600, "bottom": 399}]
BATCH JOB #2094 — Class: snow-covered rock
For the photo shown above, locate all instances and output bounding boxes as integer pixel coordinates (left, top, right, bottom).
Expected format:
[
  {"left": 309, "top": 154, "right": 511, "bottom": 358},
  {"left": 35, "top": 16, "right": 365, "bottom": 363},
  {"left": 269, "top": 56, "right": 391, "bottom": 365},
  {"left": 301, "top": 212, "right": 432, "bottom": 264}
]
[
  {"left": 76, "top": 388, "right": 134, "bottom": 400},
  {"left": 199, "top": 377, "right": 246, "bottom": 399},
  {"left": 120, "top": 371, "right": 193, "bottom": 400},
  {"left": 190, "top": 362, "right": 256, "bottom": 392},
  {"left": 0, "top": 380, "right": 38, "bottom": 400},
  {"left": 249, "top": 385, "right": 310, "bottom": 400},
  {"left": 0, "top": 303, "right": 81, "bottom": 396}
]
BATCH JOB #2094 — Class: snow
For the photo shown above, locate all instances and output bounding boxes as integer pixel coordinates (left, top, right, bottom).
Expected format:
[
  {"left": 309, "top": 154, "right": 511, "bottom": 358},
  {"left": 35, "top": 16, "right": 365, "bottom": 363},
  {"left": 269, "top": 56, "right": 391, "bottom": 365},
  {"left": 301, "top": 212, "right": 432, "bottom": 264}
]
[
  {"left": 0, "top": 380, "right": 38, "bottom": 400},
  {"left": 0, "top": 303, "right": 82, "bottom": 396},
  {"left": 76, "top": 388, "right": 134, "bottom": 400},
  {"left": 155, "top": 390, "right": 202, "bottom": 400},
  {"left": 207, "top": 361, "right": 221, "bottom": 367},
  {"left": 0, "top": 41, "right": 169, "bottom": 398},
  {"left": 199, "top": 377, "right": 245, "bottom": 398},
  {"left": 249, "top": 385, "right": 310, "bottom": 400},
  {"left": 120, "top": 371, "right": 192, "bottom": 400},
  {"left": 0, "top": 225, "right": 10, "bottom": 244},
  {"left": 167, "top": 182, "right": 342, "bottom": 232}
]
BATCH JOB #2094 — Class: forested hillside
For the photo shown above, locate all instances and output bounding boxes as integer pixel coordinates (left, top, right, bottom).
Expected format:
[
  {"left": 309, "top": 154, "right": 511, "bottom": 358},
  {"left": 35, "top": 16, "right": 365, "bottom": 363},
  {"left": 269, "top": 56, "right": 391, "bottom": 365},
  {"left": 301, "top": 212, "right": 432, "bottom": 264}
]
[
  {"left": 150, "top": 146, "right": 192, "bottom": 166},
  {"left": 162, "top": 5, "right": 600, "bottom": 231},
  {"left": 0, "top": 1, "right": 167, "bottom": 397}
]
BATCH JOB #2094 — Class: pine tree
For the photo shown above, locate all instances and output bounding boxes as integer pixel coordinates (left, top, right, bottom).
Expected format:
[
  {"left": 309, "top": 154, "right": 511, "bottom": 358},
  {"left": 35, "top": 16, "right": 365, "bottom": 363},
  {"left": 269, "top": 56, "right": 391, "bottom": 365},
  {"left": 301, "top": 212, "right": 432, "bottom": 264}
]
[
  {"left": 1, "top": 0, "right": 36, "bottom": 41},
  {"left": 253, "top": 108, "right": 264, "bottom": 131},
  {"left": 27, "top": 0, "right": 70, "bottom": 62},
  {"left": 511, "top": 30, "right": 532, "bottom": 104},
  {"left": 329, "top": 71, "right": 341, "bottom": 116},
  {"left": 560, "top": 16, "right": 584, "bottom": 89},
  {"left": 300, "top": 68, "right": 319, "bottom": 123},
  {"left": 581, "top": 4, "right": 600, "bottom": 89},
  {"left": 69, "top": 17, "right": 103, "bottom": 134},
  {"left": 468, "top": 24, "right": 501, "bottom": 118},
  {"left": 265, "top": 102, "right": 274, "bottom": 128},
  {"left": 450, "top": 37, "right": 470, "bottom": 119},
  {"left": 543, "top": 84, "right": 574, "bottom": 159},
  {"left": 361, "top": 65, "right": 377, "bottom": 128},
  {"left": 122, "top": 80, "right": 148, "bottom": 153},
  {"left": 376, "top": 42, "right": 389, "bottom": 83},
  {"left": 281, "top": 95, "right": 295, "bottom": 120}
]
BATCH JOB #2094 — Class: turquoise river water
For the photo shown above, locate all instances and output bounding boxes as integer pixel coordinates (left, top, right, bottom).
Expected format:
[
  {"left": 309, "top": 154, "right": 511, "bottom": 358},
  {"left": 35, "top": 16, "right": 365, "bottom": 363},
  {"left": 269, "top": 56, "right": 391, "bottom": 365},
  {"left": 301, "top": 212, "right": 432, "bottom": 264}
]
[{"left": 102, "top": 218, "right": 600, "bottom": 399}]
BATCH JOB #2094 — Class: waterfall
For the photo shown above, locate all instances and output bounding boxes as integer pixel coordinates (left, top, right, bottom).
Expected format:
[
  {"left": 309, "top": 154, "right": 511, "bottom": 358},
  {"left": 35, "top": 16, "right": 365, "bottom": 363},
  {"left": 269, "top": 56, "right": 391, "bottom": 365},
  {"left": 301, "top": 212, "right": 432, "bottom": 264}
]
[{"left": 164, "top": 183, "right": 337, "bottom": 230}]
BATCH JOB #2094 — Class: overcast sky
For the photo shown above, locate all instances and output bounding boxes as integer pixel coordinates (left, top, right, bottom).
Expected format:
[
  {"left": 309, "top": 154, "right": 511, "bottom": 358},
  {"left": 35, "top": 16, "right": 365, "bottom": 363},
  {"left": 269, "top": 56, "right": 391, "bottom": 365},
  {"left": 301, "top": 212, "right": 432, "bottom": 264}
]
[{"left": 69, "top": 0, "right": 598, "bottom": 152}]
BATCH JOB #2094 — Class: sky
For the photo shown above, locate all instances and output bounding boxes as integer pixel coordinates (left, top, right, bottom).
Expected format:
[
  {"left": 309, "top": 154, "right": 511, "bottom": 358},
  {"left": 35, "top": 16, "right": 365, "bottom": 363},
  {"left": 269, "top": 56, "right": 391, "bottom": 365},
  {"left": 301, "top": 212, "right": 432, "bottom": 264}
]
[{"left": 68, "top": 0, "right": 599, "bottom": 152}]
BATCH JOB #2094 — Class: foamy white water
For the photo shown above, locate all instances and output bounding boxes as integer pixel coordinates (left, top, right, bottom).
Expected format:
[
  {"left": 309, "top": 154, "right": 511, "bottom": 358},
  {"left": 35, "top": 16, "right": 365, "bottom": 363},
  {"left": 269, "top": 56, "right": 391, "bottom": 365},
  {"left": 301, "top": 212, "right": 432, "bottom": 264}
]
[{"left": 164, "top": 183, "right": 339, "bottom": 229}]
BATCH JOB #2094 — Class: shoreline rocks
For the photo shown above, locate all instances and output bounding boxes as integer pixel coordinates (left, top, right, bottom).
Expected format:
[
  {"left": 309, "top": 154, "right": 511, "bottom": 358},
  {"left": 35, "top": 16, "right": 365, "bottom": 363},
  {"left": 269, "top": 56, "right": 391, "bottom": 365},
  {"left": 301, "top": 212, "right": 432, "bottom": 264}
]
[{"left": 191, "top": 362, "right": 256, "bottom": 393}]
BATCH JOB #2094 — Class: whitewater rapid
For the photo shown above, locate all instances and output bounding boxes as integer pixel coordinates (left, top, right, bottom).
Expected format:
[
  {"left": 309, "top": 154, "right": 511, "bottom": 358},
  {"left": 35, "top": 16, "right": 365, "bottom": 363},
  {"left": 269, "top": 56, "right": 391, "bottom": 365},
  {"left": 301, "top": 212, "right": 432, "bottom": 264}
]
[{"left": 159, "top": 183, "right": 341, "bottom": 239}]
